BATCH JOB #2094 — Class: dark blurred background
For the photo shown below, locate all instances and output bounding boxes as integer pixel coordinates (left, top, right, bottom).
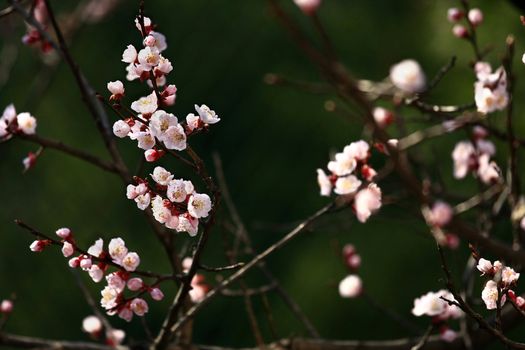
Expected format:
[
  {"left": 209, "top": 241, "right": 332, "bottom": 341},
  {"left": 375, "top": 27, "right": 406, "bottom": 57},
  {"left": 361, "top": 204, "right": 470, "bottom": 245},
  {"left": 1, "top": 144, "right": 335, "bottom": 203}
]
[{"left": 1, "top": 0, "right": 525, "bottom": 348}]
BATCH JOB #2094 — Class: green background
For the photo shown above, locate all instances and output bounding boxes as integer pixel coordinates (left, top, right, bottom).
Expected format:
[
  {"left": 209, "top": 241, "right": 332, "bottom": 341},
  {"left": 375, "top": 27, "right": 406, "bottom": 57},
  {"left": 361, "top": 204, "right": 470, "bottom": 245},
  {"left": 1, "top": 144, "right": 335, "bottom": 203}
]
[{"left": 1, "top": 0, "right": 525, "bottom": 348}]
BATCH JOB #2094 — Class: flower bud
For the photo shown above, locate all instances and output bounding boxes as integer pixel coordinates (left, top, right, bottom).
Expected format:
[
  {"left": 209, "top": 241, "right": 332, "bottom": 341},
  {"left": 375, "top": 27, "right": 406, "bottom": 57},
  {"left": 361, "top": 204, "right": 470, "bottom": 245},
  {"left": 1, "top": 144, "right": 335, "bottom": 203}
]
[
  {"left": 452, "top": 24, "right": 469, "bottom": 39},
  {"left": 468, "top": 8, "right": 483, "bottom": 26},
  {"left": 0, "top": 300, "right": 13, "bottom": 313}
]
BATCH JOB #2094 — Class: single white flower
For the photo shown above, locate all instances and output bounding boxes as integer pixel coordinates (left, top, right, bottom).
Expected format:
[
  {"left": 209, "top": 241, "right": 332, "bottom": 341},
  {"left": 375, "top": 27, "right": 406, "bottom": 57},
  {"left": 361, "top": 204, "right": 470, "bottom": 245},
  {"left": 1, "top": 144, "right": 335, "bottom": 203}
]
[
  {"left": 338, "top": 275, "right": 362, "bottom": 298},
  {"left": 131, "top": 92, "right": 158, "bottom": 115},
  {"left": 16, "top": 112, "right": 37, "bottom": 134},
  {"left": 188, "top": 193, "right": 212, "bottom": 219},
  {"left": 389, "top": 59, "right": 426, "bottom": 93},
  {"left": 151, "top": 166, "right": 173, "bottom": 185},
  {"left": 195, "top": 104, "right": 220, "bottom": 124},
  {"left": 334, "top": 175, "right": 361, "bottom": 195}
]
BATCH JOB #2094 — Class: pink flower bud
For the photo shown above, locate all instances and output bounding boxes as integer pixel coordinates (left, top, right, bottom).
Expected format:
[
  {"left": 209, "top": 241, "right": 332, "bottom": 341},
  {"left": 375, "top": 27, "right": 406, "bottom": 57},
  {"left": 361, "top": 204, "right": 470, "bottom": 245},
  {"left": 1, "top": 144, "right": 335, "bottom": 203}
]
[
  {"left": 429, "top": 201, "right": 453, "bottom": 227},
  {"left": 517, "top": 296, "right": 525, "bottom": 308},
  {"left": 0, "top": 300, "right": 13, "bottom": 313},
  {"left": 447, "top": 8, "right": 463, "bottom": 22},
  {"left": 452, "top": 24, "right": 469, "bottom": 38},
  {"left": 80, "top": 258, "right": 93, "bottom": 269},
  {"left": 22, "top": 152, "right": 37, "bottom": 172},
  {"left": 82, "top": 315, "right": 102, "bottom": 334},
  {"left": 127, "top": 277, "right": 144, "bottom": 291},
  {"left": 107, "top": 80, "right": 125, "bottom": 99},
  {"left": 56, "top": 227, "right": 71, "bottom": 239},
  {"left": 29, "top": 240, "right": 45, "bottom": 252},
  {"left": 293, "top": 0, "right": 321, "bottom": 15},
  {"left": 468, "top": 8, "right": 483, "bottom": 26},
  {"left": 440, "top": 328, "right": 457, "bottom": 343},
  {"left": 143, "top": 35, "right": 156, "bottom": 47},
  {"left": 150, "top": 287, "right": 164, "bottom": 301},
  {"left": 106, "top": 329, "right": 125, "bottom": 346},
  {"left": 69, "top": 257, "right": 80, "bottom": 268},
  {"left": 338, "top": 275, "right": 362, "bottom": 298},
  {"left": 62, "top": 241, "right": 75, "bottom": 257},
  {"left": 472, "top": 126, "right": 488, "bottom": 140},
  {"left": 118, "top": 306, "right": 133, "bottom": 322},
  {"left": 144, "top": 149, "right": 165, "bottom": 162},
  {"left": 346, "top": 254, "right": 361, "bottom": 270},
  {"left": 342, "top": 244, "right": 356, "bottom": 258},
  {"left": 445, "top": 234, "right": 460, "bottom": 250}
]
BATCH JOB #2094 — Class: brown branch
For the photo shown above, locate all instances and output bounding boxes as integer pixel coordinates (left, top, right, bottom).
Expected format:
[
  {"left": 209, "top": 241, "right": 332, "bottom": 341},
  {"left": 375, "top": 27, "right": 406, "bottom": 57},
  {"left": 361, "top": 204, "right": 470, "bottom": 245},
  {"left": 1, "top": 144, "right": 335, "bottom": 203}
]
[
  {"left": 14, "top": 133, "right": 119, "bottom": 174},
  {"left": 213, "top": 153, "right": 321, "bottom": 338},
  {"left": 165, "top": 202, "right": 335, "bottom": 339},
  {"left": 0, "top": 332, "right": 123, "bottom": 350},
  {"left": 15, "top": 220, "right": 182, "bottom": 282}
]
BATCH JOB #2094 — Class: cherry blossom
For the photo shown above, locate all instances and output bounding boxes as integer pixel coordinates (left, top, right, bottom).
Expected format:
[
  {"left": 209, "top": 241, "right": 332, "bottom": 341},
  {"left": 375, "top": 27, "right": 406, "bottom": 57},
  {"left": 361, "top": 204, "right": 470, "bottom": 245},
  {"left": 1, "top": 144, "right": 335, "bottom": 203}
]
[
  {"left": 195, "top": 104, "right": 221, "bottom": 124},
  {"left": 481, "top": 280, "right": 506, "bottom": 310},
  {"left": 389, "top": 59, "right": 426, "bottom": 93},
  {"left": 82, "top": 315, "right": 102, "bottom": 335},
  {"left": 468, "top": 8, "right": 483, "bottom": 26},
  {"left": 0, "top": 300, "right": 13, "bottom": 313},
  {"left": 354, "top": 183, "right": 382, "bottom": 223},
  {"left": 338, "top": 275, "right": 362, "bottom": 298}
]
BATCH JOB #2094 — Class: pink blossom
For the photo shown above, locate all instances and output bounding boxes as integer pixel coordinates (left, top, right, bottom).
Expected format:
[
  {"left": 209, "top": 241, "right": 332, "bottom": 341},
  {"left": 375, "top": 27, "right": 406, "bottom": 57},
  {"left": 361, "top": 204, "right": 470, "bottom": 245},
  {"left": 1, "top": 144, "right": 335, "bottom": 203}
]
[
  {"left": 82, "top": 315, "right": 102, "bottom": 334},
  {"left": 89, "top": 265, "right": 104, "bottom": 283},
  {"left": 0, "top": 300, "right": 13, "bottom": 313},
  {"left": 62, "top": 242, "right": 74, "bottom": 257},
  {"left": 29, "top": 240, "right": 45, "bottom": 252},
  {"left": 482, "top": 280, "right": 505, "bottom": 310},
  {"left": 440, "top": 328, "right": 458, "bottom": 343},
  {"left": 429, "top": 201, "right": 453, "bottom": 227},
  {"left": 338, "top": 275, "right": 362, "bottom": 298},
  {"left": 127, "top": 278, "right": 144, "bottom": 291},
  {"left": 447, "top": 8, "right": 463, "bottom": 22},
  {"left": 56, "top": 227, "right": 71, "bottom": 239},
  {"left": 121, "top": 252, "right": 140, "bottom": 271},
  {"left": 118, "top": 306, "right": 133, "bottom": 322},
  {"left": 468, "top": 8, "right": 483, "bottom": 26},
  {"left": 150, "top": 287, "right": 164, "bottom": 301},
  {"left": 106, "top": 329, "right": 125, "bottom": 346},
  {"left": 452, "top": 24, "right": 468, "bottom": 38},
  {"left": 87, "top": 239, "right": 104, "bottom": 258},
  {"left": 372, "top": 107, "right": 394, "bottom": 128},
  {"left": 389, "top": 59, "right": 426, "bottom": 93},
  {"left": 130, "top": 298, "right": 149, "bottom": 316},
  {"left": 354, "top": 183, "right": 382, "bottom": 223}
]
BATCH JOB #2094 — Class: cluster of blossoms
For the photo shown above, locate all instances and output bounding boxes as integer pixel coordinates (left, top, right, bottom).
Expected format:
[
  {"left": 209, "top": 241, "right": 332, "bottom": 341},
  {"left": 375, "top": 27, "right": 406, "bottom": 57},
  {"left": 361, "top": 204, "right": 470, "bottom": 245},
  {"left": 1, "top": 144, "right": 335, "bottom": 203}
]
[
  {"left": 108, "top": 15, "right": 220, "bottom": 162},
  {"left": 1, "top": 104, "right": 41, "bottom": 171},
  {"left": 338, "top": 244, "right": 362, "bottom": 298},
  {"left": 447, "top": 7, "right": 483, "bottom": 39},
  {"left": 412, "top": 289, "right": 463, "bottom": 342},
  {"left": 82, "top": 315, "right": 125, "bottom": 347},
  {"left": 473, "top": 62, "right": 508, "bottom": 114},
  {"left": 30, "top": 228, "right": 164, "bottom": 321},
  {"left": 127, "top": 166, "right": 212, "bottom": 235},
  {"left": 316, "top": 140, "right": 382, "bottom": 223},
  {"left": 452, "top": 126, "right": 500, "bottom": 185},
  {"left": 476, "top": 257, "right": 521, "bottom": 310},
  {"left": 20, "top": 0, "right": 53, "bottom": 53},
  {"left": 0, "top": 104, "right": 37, "bottom": 141},
  {"left": 389, "top": 59, "right": 426, "bottom": 94},
  {"left": 182, "top": 257, "right": 210, "bottom": 303}
]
